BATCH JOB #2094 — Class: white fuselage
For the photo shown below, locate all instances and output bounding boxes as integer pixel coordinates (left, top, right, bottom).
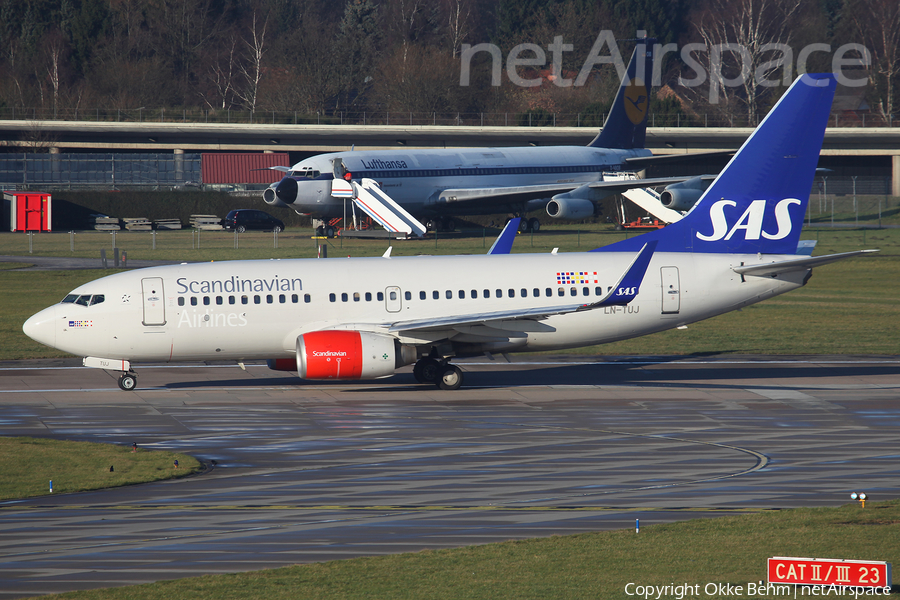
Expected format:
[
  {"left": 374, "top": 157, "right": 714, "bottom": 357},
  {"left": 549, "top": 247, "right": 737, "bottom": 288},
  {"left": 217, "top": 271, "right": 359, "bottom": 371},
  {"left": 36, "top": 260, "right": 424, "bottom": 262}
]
[
  {"left": 24, "top": 251, "right": 806, "bottom": 365},
  {"left": 274, "top": 145, "right": 651, "bottom": 218}
]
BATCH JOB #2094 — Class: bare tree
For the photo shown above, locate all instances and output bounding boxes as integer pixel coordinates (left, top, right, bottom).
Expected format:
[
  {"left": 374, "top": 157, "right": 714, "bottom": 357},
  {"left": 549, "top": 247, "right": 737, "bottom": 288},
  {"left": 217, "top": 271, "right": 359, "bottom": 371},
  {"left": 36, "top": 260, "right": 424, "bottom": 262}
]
[
  {"left": 846, "top": 0, "right": 899, "bottom": 122},
  {"left": 442, "top": 0, "right": 473, "bottom": 58},
  {"left": 202, "top": 38, "right": 240, "bottom": 110},
  {"left": 691, "top": 0, "right": 803, "bottom": 124},
  {"left": 235, "top": 12, "right": 269, "bottom": 114}
]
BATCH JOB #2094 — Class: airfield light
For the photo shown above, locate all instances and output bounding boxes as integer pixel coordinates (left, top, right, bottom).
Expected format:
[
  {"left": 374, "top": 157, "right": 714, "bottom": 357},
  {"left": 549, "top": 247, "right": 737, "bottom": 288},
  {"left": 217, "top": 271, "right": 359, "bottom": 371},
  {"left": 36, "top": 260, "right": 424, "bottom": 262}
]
[{"left": 851, "top": 492, "right": 867, "bottom": 508}]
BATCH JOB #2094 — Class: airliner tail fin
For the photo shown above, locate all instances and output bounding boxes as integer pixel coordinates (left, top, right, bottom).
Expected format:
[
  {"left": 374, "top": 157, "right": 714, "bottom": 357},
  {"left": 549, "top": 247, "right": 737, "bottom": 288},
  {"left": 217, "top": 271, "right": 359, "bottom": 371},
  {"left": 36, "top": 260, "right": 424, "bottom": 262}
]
[{"left": 594, "top": 73, "right": 837, "bottom": 255}]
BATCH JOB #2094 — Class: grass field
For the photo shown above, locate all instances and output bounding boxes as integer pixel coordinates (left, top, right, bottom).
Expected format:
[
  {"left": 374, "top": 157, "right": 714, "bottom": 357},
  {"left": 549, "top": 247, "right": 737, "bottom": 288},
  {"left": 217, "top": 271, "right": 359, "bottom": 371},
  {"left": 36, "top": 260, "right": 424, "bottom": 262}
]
[
  {"left": 0, "top": 437, "right": 200, "bottom": 500},
  {"left": 38, "top": 499, "right": 899, "bottom": 599},
  {"left": 1, "top": 226, "right": 898, "bottom": 360},
  {"left": 2, "top": 224, "right": 897, "bottom": 598}
]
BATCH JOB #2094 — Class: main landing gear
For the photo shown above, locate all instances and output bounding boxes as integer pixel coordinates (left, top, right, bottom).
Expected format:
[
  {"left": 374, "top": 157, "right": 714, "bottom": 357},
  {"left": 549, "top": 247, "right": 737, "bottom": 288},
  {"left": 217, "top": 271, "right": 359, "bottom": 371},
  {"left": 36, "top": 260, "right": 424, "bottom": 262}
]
[{"left": 413, "top": 357, "right": 463, "bottom": 390}]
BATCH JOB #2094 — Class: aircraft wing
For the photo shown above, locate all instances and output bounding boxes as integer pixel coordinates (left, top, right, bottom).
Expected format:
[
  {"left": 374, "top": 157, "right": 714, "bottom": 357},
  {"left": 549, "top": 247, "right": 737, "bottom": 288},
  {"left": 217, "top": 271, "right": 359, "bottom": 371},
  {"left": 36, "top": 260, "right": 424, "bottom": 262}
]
[
  {"left": 624, "top": 150, "right": 735, "bottom": 168},
  {"left": 732, "top": 249, "right": 879, "bottom": 277},
  {"left": 389, "top": 242, "right": 656, "bottom": 334},
  {"left": 436, "top": 176, "right": 708, "bottom": 206}
]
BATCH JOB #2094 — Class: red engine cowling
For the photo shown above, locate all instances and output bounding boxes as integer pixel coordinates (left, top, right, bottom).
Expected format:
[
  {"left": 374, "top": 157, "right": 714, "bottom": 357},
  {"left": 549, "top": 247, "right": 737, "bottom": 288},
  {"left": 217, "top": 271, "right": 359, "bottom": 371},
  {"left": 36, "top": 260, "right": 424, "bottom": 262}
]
[
  {"left": 266, "top": 358, "right": 297, "bottom": 372},
  {"left": 297, "top": 330, "right": 397, "bottom": 380}
]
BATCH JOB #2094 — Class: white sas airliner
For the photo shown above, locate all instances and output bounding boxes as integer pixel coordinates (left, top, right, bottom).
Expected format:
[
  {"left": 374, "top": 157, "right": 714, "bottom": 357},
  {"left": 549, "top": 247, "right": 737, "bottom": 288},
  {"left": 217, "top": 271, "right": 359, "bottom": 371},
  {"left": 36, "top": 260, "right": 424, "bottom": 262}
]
[{"left": 24, "top": 73, "right": 874, "bottom": 391}]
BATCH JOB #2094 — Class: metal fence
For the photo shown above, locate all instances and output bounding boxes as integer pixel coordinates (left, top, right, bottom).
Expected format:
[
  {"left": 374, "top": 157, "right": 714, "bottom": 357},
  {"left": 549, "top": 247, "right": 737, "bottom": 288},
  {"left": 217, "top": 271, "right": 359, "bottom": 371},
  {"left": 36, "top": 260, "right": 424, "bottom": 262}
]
[
  {"left": 0, "top": 153, "right": 202, "bottom": 190},
  {"left": 0, "top": 107, "right": 894, "bottom": 128}
]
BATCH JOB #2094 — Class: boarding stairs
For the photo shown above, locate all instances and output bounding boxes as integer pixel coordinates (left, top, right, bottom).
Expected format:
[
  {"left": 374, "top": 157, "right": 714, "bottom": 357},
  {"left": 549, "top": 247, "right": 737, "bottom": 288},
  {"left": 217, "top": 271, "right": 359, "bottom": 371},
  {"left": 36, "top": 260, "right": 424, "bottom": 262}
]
[
  {"left": 605, "top": 172, "right": 684, "bottom": 224},
  {"left": 332, "top": 177, "right": 427, "bottom": 238}
]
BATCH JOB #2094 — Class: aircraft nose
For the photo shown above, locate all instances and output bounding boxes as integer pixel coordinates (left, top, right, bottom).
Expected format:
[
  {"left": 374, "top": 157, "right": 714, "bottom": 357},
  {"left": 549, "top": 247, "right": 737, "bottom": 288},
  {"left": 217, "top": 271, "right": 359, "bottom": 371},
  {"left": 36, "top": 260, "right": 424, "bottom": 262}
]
[
  {"left": 23, "top": 305, "right": 58, "bottom": 349},
  {"left": 274, "top": 177, "right": 298, "bottom": 205}
]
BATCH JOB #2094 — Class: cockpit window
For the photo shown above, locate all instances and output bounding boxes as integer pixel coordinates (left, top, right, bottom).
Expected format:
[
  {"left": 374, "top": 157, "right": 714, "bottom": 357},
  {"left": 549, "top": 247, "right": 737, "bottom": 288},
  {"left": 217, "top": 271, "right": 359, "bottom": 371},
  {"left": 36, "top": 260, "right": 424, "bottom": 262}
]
[
  {"left": 289, "top": 167, "right": 320, "bottom": 179},
  {"left": 62, "top": 294, "right": 104, "bottom": 306}
]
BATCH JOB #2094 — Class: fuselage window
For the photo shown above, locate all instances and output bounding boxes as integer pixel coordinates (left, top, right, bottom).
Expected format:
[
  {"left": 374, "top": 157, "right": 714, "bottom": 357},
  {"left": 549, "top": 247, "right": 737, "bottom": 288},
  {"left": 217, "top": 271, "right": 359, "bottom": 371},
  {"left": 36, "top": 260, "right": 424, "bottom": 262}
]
[
  {"left": 570, "top": 287, "right": 577, "bottom": 296},
  {"left": 546, "top": 288, "right": 552, "bottom": 297},
  {"left": 420, "top": 291, "right": 426, "bottom": 300},
  {"left": 390, "top": 291, "right": 398, "bottom": 301},
  {"left": 353, "top": 292, "right": 361, "bottom": 302},
  {"left": 242, "top": 295, "right": 249, "bottom": 305},
  {"left": 583, "top": 287, "right": 589, "bottom": 296},
  {"left": 520, "top": 289, "right": 527, "bottom": 298},
  {"left": 458, "top": 290, "right": 465, "bottom": 299},
  {"left": 595, "top": 287, "right": 602, "bottom": 295},
  {"left": 266, "top": 294, "right": 274, "bottom": 304},
  {"left": 254, "top": 295, "right": 261, "bottom": 304},
  {"left": 365, "top": 292, "right": 372, "bottom": 301},
  {"left": 558, "top": 287, "right": 565, "bottom": 297},
  {"left": 291, "top": 294, "right": 298, "bottom": 303},
  {"left": 178, "top": 297, "right": 185, "bottom": 306},
  {"left": 377, "top": 292, "right": 384, "bottom": 301},
  {"left": 279, "top": 294, "right": 286, "bottom": 303},
  {"left": 508, "top": 289, "right": 515, "bottom": 298},
  {"left": 191, "top": 297, "right": 198, "bottom": 306},
  {"left": 433, "top": 290, "right": 439, "bottom": 300},
  {"left": 203, "top": 296, "right": 210, "bottom": 306},
  {"left": 214, "top": 296, "right": 222, "bottom": 305},
  {"left": 229, "top": 296, "right": 236, "bottom": 305},
  {"left": 445, "top": 290, "right": 452, "bottom": 299},
  {"left": 304, "top": 294, "right": 311, "bottom": 303},
  {"left": 483, "top": 289, "right": 490, "bottom": 298},
  {"left": 405, "top": 291, "right": 412, "bottom": 300},
  {"left": 495, "top": 289, "right": 502, "bottom": 298},
  {"left": 341, "top": 292, "right": 348, "bottom": 302},
  {"left": 471, "top": 290, "right": 477, "bottom": 299},
  {"left": 533, "top": 288, "right": 540, "bottom": 297}
]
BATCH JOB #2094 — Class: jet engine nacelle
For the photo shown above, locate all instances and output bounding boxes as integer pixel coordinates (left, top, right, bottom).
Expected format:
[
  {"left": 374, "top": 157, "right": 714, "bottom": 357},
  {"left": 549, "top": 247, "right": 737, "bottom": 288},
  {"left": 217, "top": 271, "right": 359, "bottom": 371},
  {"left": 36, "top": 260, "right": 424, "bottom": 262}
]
[
  {"left": 296, "top": 330, "right": 409, "bottom": 380},
  {"left": 659, "top": 177, "right": 708, "bottom": 211},
  {"left": 546, "top": 197, "right": 595, "bottom": 220},
  {"left": 263, "top": 186, "right": 290, "bottom": 208}
]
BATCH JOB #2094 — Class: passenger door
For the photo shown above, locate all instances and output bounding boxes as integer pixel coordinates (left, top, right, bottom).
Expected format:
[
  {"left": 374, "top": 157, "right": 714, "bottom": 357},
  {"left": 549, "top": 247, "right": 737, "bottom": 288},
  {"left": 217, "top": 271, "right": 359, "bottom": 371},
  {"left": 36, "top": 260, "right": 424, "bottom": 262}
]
[{"left": 141, "top": 277, "right": 166, "bottom": 326}]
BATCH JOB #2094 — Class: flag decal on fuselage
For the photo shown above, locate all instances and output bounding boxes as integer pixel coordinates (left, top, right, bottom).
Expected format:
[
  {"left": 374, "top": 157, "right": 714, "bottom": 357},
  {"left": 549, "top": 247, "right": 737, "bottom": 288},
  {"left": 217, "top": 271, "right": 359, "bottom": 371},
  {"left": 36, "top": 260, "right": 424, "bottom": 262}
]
[{"left": 556, "top": 271, "right": 599, "bottom": 285}]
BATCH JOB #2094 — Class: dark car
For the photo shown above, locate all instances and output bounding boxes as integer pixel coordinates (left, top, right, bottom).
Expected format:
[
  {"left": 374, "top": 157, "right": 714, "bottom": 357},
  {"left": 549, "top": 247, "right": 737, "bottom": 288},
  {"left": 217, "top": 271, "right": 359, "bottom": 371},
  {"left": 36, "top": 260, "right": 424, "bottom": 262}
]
[{"left": 224, "top": 209, "right": 285, "bottom": 233}]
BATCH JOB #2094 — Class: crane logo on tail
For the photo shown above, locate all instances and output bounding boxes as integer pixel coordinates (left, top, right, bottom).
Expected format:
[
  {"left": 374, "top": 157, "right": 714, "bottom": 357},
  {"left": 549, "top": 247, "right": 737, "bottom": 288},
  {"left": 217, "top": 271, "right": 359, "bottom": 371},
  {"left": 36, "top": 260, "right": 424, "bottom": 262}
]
[{"left": 624, "top": 78, "right": 649, "bottom": 125}]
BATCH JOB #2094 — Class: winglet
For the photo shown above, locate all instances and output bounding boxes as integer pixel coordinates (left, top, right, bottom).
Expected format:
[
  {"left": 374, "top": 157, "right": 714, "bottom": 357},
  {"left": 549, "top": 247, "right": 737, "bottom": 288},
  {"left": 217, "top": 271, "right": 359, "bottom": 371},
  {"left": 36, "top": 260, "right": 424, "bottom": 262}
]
[
  {"left": 582, "top": 241, "right": 657, "bottom": 309},
  {"left": 487, "top": 218, "right": 520, "bottom": 254}
]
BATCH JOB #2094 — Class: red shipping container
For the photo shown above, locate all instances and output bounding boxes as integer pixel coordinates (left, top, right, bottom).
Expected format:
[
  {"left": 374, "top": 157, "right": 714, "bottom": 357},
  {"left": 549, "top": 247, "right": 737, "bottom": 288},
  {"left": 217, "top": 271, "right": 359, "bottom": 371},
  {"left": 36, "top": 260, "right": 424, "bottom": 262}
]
[
  {"left": 201, "top": 153, "right": 290, "bottom": 184},
  {"left": 4, "top": 192, "right": 51, "bottom": 232}
]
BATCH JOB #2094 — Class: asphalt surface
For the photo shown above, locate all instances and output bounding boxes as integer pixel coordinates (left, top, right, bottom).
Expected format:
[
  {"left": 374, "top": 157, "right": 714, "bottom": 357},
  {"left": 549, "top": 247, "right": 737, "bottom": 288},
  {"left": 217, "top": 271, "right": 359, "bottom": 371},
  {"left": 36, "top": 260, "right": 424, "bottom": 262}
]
[{"left": 0, "top": 355, "right": 898, "bottom": 598}]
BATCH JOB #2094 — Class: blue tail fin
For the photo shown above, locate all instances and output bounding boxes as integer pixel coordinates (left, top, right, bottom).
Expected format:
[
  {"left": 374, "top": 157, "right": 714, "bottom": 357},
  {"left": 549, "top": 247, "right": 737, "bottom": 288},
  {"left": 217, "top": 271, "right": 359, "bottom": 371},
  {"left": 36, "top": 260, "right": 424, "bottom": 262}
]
[
  {"left": 588, "top": 39, "right": 654, "bottom": 150},
  {"left": 593, "top": 73, "right": 837, "bottom": 255}
]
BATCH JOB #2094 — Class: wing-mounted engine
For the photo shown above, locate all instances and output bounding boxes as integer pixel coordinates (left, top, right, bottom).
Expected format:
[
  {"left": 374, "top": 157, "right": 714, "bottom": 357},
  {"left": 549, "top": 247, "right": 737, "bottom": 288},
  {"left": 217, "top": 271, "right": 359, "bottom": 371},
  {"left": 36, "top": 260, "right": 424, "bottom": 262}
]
[
  {"left": 293, "top": 330, "right": 415, "bottom": 380},
  {"left": 659, "top": 176, "right": 709, "bottom": 211},
  {"left": 546, "top": 185, "right": 597, "bottom": 220}
]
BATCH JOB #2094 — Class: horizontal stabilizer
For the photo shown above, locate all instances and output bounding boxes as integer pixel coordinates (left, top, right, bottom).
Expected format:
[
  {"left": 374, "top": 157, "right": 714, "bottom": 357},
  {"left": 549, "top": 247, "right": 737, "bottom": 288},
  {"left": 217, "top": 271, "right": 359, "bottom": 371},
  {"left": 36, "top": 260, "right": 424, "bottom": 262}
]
[{"left": 732, "top": 249, "right": 879, "bottom": 277}]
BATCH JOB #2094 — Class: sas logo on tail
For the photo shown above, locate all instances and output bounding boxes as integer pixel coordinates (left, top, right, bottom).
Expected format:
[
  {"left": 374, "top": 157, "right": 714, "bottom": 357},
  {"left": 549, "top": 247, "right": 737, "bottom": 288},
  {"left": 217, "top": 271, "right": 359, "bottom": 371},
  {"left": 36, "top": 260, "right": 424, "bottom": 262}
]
[{"left": 697, "top": 198, "right": 800, "bottom": 242}]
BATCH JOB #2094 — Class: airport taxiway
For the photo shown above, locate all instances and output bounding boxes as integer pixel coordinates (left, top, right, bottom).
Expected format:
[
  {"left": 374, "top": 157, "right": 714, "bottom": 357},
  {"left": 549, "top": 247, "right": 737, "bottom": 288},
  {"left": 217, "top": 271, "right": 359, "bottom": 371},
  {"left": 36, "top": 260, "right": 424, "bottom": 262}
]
[{"left": 0, "top": 355, "right": 898, "bottom": 598}]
